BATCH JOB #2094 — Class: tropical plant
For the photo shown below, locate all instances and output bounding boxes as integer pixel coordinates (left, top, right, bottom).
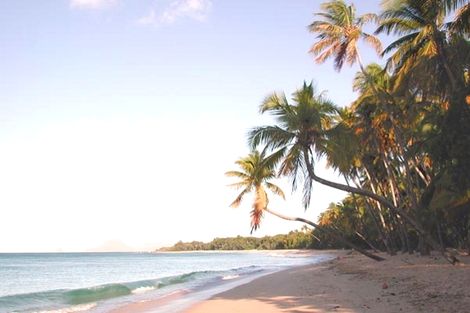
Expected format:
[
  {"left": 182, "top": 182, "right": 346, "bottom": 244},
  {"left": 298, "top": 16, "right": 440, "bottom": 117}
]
[
  {"left": 249, "top": 81, "right": 460, "bottom": 262},
  {"left": 227, "top": 0, "right": 470, "bottom": 263},
  {"left": 376, "top": 0, "right": 469, "bottom": 91},
  {"left": 225, "top": 149, "right": 285, "bottom": 232},
  {"left": 226, "top": 146, "right": 385, "bottom": 261},
  {"left": 308, "top": 0, "right": 382, "bottom": 72}
]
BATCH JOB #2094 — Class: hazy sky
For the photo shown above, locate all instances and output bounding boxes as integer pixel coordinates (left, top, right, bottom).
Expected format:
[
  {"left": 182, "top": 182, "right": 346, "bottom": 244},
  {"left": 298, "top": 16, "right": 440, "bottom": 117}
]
[{"left": 0, "top": 0, "right": 384, "bottom": 252}]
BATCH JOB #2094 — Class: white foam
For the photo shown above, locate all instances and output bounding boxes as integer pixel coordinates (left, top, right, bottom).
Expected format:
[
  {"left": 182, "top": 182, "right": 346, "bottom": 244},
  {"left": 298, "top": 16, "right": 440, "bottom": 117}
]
[
  {"left": 34, "top": 303, "right": 97, "bottom": 313},
  {"left": 131, "top": 286, "right": 156, "bottom": 294},
  {"left": 221, "top": 274, "right": 239, "bottom": 280}
]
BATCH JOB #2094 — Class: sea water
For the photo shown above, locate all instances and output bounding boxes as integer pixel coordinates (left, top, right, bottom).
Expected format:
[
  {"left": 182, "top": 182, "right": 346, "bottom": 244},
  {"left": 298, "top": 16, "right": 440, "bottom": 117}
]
[{"left": 0, "top": 251, "right": 333, "bottom": 313}]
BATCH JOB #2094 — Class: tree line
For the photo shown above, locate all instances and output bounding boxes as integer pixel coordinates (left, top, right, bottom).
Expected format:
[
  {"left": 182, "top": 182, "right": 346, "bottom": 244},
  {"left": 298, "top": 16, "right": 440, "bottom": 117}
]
[
  {"left": 226, "top": 0, "right": 470, "bottom": 263},
  {"left": 158, "top": 229, "right": 315, "bottom": 251}
]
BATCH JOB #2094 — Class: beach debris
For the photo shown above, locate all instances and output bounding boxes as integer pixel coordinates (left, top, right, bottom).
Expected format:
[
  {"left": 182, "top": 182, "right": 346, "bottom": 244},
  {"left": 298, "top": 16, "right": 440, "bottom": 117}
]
[{"left": 382, "top": 282, "right": 389, "bottom": 289}]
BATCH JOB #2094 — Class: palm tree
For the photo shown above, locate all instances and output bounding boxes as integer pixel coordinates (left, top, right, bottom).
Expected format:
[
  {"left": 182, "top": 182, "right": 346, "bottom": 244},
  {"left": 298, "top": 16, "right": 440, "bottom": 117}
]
[
  {"left": 226, "top": 147, "right": 385, "bottom": 261},
  {"left": 376, "top": 0, "right": 468, "bottom": 91},
  {"left": 377, "top": 1, "right": 470, "bottom": 244},
  {"left": 249, "top": 82, "right": 337, "bottom": 209},
  {"left": 250, "top": 82, "right": 394, "bottom": 210},
  {"left": 225, "top": 149, "right": 285, "bottom": 232},
  {"left": 308, "top": 0, "right": 382, "bottom": 72},
  {"left": 249, "top": 82, "right": 458, "bottom": 263}
]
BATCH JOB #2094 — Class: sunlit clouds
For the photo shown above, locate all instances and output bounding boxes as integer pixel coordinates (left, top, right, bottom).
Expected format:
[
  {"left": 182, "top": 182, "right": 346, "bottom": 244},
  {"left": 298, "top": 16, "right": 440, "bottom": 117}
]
[{"left": 138, "top": 0, "right": 212, "bottom": 26}]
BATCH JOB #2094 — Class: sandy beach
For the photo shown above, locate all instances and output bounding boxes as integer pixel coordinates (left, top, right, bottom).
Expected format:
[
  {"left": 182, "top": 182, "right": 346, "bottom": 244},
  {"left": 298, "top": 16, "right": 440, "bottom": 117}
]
[{"left": 183, "top": 251, "right": 470, "bottom": 313}]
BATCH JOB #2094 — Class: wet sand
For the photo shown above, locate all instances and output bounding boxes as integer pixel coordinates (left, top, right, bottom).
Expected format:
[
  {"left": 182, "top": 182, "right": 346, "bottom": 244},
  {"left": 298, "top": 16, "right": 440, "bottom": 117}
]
[{"left": 183, "top": 251, "right": 470, "bottom": 313}]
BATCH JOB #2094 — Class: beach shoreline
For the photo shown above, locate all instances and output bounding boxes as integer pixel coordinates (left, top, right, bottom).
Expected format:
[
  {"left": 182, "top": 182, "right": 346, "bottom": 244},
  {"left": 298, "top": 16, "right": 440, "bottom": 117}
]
[
  {"left": 107, "top": 250, "right": 338, "bottom": 313},
  {"left": 0, "top": 250, "right": 331, "bottom": 313},
  {"left": 179, "top": 251, "right": 470, "bottom": 313}
]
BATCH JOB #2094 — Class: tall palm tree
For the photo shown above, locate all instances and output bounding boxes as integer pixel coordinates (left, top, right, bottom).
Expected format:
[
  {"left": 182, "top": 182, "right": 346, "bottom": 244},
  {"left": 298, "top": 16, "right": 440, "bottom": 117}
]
[
  {"left": 249, "top": 82, "right": 337, "bottom": 209},
  {"left": 250, "top": 82, "right": 396, "bottom": 211},
  {"left": 308, "top": 0, "right": 382, "bottom": 72},
  {"left": 225, "top": 149, "right": 285, "bottom": 232},
  {"left": 249, "top": 82, "right": 458, "bottom": 263}
]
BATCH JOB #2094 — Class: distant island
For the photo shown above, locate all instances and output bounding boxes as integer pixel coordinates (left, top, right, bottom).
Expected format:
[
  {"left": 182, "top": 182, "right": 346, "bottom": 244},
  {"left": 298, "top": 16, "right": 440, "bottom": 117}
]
[{"left": 158, "top": 230, "right": 315, "bottom": 251}]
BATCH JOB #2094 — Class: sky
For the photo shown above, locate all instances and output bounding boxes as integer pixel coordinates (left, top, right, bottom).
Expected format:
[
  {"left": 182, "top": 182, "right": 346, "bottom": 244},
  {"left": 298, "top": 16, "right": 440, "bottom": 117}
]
[{"left": 0, "top": 0, "right": 385, "bottom": 252}]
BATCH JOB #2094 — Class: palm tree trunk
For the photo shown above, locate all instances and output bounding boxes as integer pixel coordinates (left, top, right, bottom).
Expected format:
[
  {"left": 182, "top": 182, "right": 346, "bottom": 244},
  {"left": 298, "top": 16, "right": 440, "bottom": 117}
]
[
  {"left": 304, "top": 150, "right": 418, "bottom": 230},
  {"left": 437, "top": 223, "right": 446, "bottom": 254},
  {"left": 262, "top": 207, "right": 385, "bottom": 261},
  {"left": 302, "top": 150, "right": 460, "bottom": 264},
  {"left": 362, "top": 168, "right": 390, "bottom": 231},
  {"left": 351, "top": 175, "right": 395, "bottom": 254},
  {"left": 345, "top": 177, "right": 380, "bottom": 252},
  {"left": 381, "top": 155, "right": 400, "bottom": 207},
  {"left": 355, "top": 230, "right": 379, "bottom": 252},
  {"left": 365, "top": 196, "right": 395, "bottom": 255},
  {"left": 412, "top": 161, "right": 432, "bottom": 186}
]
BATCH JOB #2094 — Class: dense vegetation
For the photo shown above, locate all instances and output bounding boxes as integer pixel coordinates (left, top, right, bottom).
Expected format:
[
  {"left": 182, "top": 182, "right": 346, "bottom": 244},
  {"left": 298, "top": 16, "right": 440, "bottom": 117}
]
[
  {"left": 158, "top": 229, "right": 315, "bottom": 251},
  {"left": 226, "top": 0, "right": 470, "bottom": 262}
]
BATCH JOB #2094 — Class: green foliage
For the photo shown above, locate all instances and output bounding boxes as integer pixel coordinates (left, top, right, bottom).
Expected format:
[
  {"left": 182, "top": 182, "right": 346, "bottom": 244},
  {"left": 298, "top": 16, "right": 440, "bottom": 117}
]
[
  {"left": 158, "top": 230, "right": 316, "bottom": 251},
  {"left": 225, "top": 0, "right": 470, "bottom": 256}
]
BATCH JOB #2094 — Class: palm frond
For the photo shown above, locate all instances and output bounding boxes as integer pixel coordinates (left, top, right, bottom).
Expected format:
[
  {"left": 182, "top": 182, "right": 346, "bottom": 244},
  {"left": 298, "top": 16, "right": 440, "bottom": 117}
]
[
  {"left": 313, "top": 44, "right": 341, "bottom": 64},
  {"left": 262, "top": 147, "right": 287, "bottom": 169},
  {"left": 250, "top": 208, "right": 264, "bottom": 233},
  {"left": 227, "top": 182, "right": 250, "bottom": 189},
  {"left": 376, "top": 7, "right": 425, "bottom": 36},
  {"left": 229, "top": 188, "right": 250, "bottom": 208},
  {"left": 308, "top": 21, "right": 344, "bottom": 36},
  {"left": 357, "top": 13, "right": 380, "bottom": 26},
  {"left": 260, "top": 92, "right": 289, "bottom": 114},
  {"left": 250, "top": 187, "right": 268, "bottom": 233},
  {"left": 334, "top": 42, "right": 348, "bottom": 70},
  {"left": 381, "top": 32, "right": 418, "bottom": 56},
  {"left": 320, "top": 0, "right": 355, "bottom": 27},
  {"left": 345, "top": 39, "right": 358, "bottom": 66},
  {"left": 279, "top": 145, "right": 304, "bottom": 192},
  {"left": 248, "top": 126, "right": 295, "bottom": 150},
  {"left": 302, "top": 173, "right": 314, "bottom": 210},
  {"left": 265, "top": 182, "right": 286, "bottom": 200},
  {"left": 225, "top": 170, "right": 250, "bottom": 179},
  {"left": 309, "top": 37, "right": 339, "bottom": 55},
  {"left": 362, "top": 33, "right": 383, "bottom": 55}
]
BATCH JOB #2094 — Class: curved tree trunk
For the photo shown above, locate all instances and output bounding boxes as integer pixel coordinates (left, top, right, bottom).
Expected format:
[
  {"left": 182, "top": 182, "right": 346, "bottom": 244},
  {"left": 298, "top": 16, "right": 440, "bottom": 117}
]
[
  {"left": 263, "top": 207, "right": 385, "bottom": 261},
  {"left": 302, "top": 150, "right": 459, "bottom": 264}
]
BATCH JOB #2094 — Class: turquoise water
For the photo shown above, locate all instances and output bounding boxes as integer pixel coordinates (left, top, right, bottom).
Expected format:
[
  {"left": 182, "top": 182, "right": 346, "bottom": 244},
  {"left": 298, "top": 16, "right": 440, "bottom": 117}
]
[{"left": 0, "top": 252, "right": 332, "bottom": 313}]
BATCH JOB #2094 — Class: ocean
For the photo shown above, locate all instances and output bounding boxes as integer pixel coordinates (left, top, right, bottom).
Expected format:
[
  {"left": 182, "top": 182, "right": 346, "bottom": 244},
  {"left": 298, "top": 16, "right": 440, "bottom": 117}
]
[{"left": 0, "top": 251, "right": 333, "bottom": 313}]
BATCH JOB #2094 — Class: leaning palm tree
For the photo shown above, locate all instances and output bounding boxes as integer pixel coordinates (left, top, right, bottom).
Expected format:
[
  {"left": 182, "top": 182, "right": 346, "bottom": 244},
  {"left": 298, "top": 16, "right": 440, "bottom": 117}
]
[
  {"left": 308, "top": 0, "right": 382, "bottom": 72},
  {"left": 250, "top": 82, "right": 395, "bottom": 211},
  {"left": 225, "top": 149, "right": 285, "bottom": 232},
  {"left": 226, "top": 147, "right": 385, "bottom": 261},
  {"left": 249, "top": 81, "right": 458, "bottom": 263}
]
